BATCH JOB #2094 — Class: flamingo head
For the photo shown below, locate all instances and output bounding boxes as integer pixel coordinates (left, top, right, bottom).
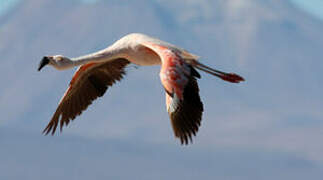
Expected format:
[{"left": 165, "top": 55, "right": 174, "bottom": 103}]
[{"left": 38, "top": 55, "right": 72, "bottom": 71}]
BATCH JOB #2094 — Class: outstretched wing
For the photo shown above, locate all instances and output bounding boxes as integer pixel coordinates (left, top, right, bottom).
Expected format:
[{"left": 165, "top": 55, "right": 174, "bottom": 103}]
[
  {"left": 141, "top": 42, "right": 203, "bottom": 144},
  {"left": 166, "top": 76, "right": 204, "bottom": 145},
  {"left": 43, "top": 58, "right": 129, "bottom": 135}
]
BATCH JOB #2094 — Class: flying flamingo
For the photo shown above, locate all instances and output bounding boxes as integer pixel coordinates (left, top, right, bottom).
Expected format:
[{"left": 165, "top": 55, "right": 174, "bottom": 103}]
[{"left": 38, "top": 33, "right": 244, "bottom": 145}]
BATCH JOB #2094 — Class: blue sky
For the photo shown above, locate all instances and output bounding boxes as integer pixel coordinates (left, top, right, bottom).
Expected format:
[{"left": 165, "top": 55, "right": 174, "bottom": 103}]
[
  {"left": 1, "top": 0, "right": 323, "bottom": 20},
  {"left": 290, "top": 0, "right": 323, "bottom": 20},
  {"left": 1, "top": 0, "right": 323, "bottom": 179},
  {"left": 0, "top": 0, "right": 20, "bottom": 16}
]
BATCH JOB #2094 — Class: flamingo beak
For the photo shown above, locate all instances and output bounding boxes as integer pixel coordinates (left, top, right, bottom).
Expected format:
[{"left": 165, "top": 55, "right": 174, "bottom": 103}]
[{"left": 38, "top": 56, "right": 50, "bottom": 71}]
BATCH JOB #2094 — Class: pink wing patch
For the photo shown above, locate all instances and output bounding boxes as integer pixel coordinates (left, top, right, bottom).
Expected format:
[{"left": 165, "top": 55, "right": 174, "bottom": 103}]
[{"left": 150, "top": 44, "right": 190, "bottom": 100}]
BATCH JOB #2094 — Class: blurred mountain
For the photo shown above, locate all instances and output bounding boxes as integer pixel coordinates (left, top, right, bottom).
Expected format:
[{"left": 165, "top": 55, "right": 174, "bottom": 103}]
[
  {"left": 2, "top": 1, "right": 323, "bottom": 179},
  {"left": 0, "top": 0, "right": 322, "bottom": 154},
  {"left": 1, "top": 0, "right": 322, "bottom": 91}
]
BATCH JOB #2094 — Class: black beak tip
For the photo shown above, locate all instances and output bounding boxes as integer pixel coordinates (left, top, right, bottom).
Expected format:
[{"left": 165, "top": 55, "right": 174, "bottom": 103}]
[{"left": 38, "top": 56, "right": 49, "bottom": 71}]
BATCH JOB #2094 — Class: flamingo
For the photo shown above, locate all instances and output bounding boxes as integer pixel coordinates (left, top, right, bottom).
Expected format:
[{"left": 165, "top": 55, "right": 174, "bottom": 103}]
[{"left": 38, "top": 33, "right": 244, "bottom": 145}]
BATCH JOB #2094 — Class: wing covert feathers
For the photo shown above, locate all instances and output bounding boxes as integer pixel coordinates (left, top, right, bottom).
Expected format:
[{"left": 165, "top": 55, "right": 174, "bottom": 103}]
[
  {"left": 167, "top": 76, "right": 204, "bottom": 145},
  {"left": 43, "top": 58, "right": 129, "bottom": 135}
]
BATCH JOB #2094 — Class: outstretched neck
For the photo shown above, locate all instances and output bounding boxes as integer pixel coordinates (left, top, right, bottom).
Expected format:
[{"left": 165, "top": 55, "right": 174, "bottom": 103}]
[{"left": 71, "top": 46, "right": 125, "bottom": 67}]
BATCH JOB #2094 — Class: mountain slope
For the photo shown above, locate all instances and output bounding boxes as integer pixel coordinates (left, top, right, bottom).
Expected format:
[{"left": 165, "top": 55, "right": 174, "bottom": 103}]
[{"left": 0, "top": 0, "right": 323, "bottom": 162}]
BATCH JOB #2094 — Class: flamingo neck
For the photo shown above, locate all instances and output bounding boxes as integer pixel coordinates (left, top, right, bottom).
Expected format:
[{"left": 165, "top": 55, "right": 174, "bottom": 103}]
[{"left": 71, "top": 46, "right": 124, "bottom": 67}]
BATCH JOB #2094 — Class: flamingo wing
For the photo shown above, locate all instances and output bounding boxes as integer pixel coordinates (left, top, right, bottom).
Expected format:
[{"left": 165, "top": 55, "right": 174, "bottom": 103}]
[
  {"left": 141, "top": 42, "right": 204, "bottom": 144},
  {"left": 43, "top": 58, "right": 129, "bottom": 135},
  {"left": 166, "top": 76, "right": 203, "bottom": 144}
]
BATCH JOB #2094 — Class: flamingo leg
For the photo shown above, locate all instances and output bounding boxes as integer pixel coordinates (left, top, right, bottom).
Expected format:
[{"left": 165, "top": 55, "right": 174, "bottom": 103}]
[{"left": 193, "top": 61, "right": 245, "bottom": 83}]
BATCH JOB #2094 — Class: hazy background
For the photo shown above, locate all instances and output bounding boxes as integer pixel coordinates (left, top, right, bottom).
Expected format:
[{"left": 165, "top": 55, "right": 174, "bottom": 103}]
[{"left": 1, "top": 0, "right": 323, "bottom": 179}]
